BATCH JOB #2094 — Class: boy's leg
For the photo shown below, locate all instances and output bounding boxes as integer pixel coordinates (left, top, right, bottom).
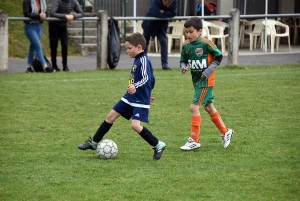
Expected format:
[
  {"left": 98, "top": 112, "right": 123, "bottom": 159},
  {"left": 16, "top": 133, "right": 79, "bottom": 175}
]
[
  {"left": 190, "top": 115, "right": 201, "bottom": 143},
  {"left": 78, "top": 109, "right": 120, "bottom": 150},
  {"left": 139, "top": 126, "right": 166, "bottom": 160},
  {"left": 181, "top": 87, "right": 208, "bottom": 150},
  {"left": 209, "top": 110, "right": 233, "bottom": 148},
  {"left": 180, "top": 113, "right": 202, "bottom": 150},
  {"left": 132, "top": 108, "right": 166, "bottom": 160},
  {"left": 203, "top": 87, "right": 233, "bottom": 148},
  {"left": 209, "top": 109, "right": 227, "bottom": 134}
]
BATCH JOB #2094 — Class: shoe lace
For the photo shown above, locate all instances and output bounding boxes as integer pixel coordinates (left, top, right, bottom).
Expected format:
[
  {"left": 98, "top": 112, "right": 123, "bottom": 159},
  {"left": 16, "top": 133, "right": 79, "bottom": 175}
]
[
  {"left": 85, "top": 137, "right": 93, "bottom": 144},
  {"left": 222, "top": 134, "right": 230, "bottom": 142}
]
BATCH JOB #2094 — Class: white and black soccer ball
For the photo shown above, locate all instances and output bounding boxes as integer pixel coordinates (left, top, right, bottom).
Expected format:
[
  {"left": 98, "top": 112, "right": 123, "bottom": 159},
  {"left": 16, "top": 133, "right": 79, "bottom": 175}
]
[{"left": 96, "top": 139, "right": 118, "bottom": 159}]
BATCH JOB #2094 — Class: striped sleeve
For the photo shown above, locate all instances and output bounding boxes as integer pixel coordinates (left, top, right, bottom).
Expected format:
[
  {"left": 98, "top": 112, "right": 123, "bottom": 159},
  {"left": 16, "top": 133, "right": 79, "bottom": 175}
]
[{"left": 134, "top": 56, "right": 149, "bottom": 89}]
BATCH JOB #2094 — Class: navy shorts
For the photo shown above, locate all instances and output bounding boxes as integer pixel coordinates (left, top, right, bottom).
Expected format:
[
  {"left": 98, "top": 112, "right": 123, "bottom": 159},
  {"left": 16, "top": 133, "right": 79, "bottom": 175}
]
[{"left": 113, "top": 100, "right": 150, "bottom": 123}]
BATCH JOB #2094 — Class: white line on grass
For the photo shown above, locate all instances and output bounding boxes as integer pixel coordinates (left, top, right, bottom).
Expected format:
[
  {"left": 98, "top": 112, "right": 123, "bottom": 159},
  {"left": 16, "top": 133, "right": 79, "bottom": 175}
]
[{"left": 1, "top": 70, "right": 300, "bottom": 84}]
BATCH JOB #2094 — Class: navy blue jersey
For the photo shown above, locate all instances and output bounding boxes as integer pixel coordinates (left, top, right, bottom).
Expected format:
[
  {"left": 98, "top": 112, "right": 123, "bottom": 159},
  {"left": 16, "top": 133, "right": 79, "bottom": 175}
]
[{"left": 121, "top": 52, "right": 155, "bottom": 109}]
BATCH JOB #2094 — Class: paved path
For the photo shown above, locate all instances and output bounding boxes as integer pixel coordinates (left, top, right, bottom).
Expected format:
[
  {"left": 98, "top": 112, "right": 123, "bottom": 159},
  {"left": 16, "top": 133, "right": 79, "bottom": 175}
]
[{"left": 7, "top": 45, "right": 300, "bottom": 73}]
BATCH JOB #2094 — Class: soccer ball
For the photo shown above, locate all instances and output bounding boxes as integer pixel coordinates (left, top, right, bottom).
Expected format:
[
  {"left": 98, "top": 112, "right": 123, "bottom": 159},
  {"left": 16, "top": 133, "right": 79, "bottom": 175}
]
[{"left": 96, "top": 139, "right": 118, "bottom": 159}]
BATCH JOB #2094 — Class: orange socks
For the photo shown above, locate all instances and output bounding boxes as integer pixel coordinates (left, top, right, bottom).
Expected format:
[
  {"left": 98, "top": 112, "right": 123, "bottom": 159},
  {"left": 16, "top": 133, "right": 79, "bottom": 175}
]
[
  {"left": 190, "top": 112, "right": 227, "bottom": 142},
  {"left": 190, "top": 116, "right": 201, "bottom": 142},
  {"left": 210, "top": 111, "right": 227, "bottom": 135}
]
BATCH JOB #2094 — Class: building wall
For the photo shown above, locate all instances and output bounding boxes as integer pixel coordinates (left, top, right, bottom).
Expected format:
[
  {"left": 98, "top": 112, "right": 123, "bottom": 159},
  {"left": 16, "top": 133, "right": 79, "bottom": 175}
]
[
  {"left": 217, "top": 0, "right": 234, "bottom": 15},
  {"left": 279, "top": 0, "right": 295, "bottom": 13}
]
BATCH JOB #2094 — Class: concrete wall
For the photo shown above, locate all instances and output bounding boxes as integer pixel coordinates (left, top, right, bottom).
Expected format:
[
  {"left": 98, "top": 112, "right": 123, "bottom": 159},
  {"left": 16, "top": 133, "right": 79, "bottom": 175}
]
[{"left": 217, "top": 0, "right": 234, "bottom": 15}]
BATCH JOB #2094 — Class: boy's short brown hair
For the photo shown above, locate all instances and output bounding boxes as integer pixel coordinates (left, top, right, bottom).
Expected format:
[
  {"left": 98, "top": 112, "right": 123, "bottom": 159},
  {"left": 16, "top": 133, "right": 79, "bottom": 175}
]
[
  {"left": 184, "top": 17, "right": 203, "bottom": 30},
  {"left": 125, "top": 32, "right": 146, "bottom": 50}
]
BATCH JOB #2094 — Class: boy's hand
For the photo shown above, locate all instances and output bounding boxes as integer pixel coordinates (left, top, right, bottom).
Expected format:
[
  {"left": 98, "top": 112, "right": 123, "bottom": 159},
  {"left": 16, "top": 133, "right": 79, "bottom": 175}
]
[
  {"left": 182, "top": 67, "right": 188, "bottom": 74},
  {"left": 127, "top": 84, "right": 136, "bottom": 94},
  {"left": 150, "top": 97, "right": 155, "bottom": 102}
]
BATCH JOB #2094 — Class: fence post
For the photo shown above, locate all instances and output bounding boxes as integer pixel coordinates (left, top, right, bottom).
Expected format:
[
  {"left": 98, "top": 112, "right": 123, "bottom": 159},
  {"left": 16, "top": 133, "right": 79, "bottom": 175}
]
[
  {"left": 227, "top": 8, "right": 240, "bottom": 66},
  {"left": 96, "top": 10, "right": 108, "bottom": 69},
  {"left": 0, "top": 10, "right": 8, "bottom": 74}
]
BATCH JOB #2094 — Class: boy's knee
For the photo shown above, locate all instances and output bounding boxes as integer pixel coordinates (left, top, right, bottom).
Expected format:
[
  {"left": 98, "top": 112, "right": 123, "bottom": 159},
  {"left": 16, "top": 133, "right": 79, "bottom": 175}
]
[
  {"left": 131, "top": 121, "right": 142, "bottom": 133},
  {"left": 190, "top": 104, "right": 198, "bottom": 112},
  {"left": 106, "top": 112, "right": 116, "bottom": 124},
  {"left": 204, "top": 103, "right": 216, "bottom": 114},
  {"left": 131, "top": 124, "right": 139, "bottom": 132}
]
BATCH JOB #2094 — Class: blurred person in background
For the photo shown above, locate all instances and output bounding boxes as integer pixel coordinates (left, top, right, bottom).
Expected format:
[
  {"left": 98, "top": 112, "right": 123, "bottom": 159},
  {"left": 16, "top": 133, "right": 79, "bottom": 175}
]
[
  {"left": 49, "top": 0, "right": 83, "bottom": 71},
  {"left": 23, "top": 0, "right": 53, "bottom": 73},
  {"left": 142, "top": 0, "right": 178, "bottom": 70}
]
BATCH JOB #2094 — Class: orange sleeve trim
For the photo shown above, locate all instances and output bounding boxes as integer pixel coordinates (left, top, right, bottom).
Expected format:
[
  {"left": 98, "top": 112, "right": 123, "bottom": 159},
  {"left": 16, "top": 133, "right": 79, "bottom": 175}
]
[{"left": 201, "top": 38, "right": 215, "bottom": 49}]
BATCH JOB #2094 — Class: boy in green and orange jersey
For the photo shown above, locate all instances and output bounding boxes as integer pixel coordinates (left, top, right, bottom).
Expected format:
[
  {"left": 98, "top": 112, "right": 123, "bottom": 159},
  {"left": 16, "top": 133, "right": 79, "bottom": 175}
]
[{"left": 180, "top": 17, "right": 233, "bottom": 150}]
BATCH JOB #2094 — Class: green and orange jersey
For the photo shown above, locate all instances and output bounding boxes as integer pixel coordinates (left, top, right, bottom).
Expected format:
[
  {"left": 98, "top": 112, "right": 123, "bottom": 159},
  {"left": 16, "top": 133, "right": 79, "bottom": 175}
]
[{"left": 180, "top": 37, "right": 222, "bottom": 88}]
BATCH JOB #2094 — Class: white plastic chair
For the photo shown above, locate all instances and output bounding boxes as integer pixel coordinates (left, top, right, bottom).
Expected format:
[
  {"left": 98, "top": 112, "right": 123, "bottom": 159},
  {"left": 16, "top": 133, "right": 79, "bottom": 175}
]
[
  {"left": 239, "top": 19, "right": 250, "bottom": 46},
  {"left": 242, "top": 19, "right": 264, "bottom": 51},
  {"left": 118, "top": 20, "right": 134, "bottom": 38},
  {"left": 201, "top": 25, "right": 210, "bottom": 39},
  {"left": 261, "top": 20, "right": 291, "bottom": 53},
  {"left": 167, "top": 21, "right": 185, "bottom": 53},
  {"left": 202, "top": 20, "right": 228, "bottom": 53}
]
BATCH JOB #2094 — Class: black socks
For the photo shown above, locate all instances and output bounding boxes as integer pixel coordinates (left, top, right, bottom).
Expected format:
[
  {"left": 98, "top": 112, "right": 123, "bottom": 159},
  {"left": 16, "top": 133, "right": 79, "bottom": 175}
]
[
  {"left": 93, "top": 121, "right": 113, "bottom": 142},
  {"left": 139, "top": 127, "right": 159, "bottom": 147}
]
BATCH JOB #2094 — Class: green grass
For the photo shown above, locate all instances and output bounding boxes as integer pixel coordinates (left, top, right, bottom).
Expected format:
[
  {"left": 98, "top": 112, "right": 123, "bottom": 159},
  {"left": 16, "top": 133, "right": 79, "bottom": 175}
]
[
  {"left": 0, "top": 0, "right": 80, "bottom": 58},
  {"left": 0, "top": 66, "right": 300, "bottom": 201}
]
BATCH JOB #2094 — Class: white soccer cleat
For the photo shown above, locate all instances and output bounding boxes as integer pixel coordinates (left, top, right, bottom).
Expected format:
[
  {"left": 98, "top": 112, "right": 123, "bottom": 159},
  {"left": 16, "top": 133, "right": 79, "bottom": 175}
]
[
  {"left": 180, "top": 137, "right": 201, "bottom": 150},
  {"left": 222, "top": 129, "right": 234, "bottom": 148}
]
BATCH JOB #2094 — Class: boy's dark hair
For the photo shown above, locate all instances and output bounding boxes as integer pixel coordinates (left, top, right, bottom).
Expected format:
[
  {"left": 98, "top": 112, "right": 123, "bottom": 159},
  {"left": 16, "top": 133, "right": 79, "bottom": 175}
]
[
  {"left": 184, "top": 17, "right": 203, "bottom": 30},
  {"left": 125, "top": 32, "right": 146, "bottom": 50}
]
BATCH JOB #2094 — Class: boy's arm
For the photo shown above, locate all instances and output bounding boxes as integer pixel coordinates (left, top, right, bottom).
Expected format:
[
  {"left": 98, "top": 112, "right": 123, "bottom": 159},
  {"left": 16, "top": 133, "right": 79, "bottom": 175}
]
[
  {"left": 133, "top": 62, "right": 151, "bottom": 89},
  {"left": 180, "top": 41, "right": 189, "bottom": 73},
  {"left": 202, "top": 41, "right": 223, "bottom": 78},
  {"left": 202, "top": 54, "right": 223, "bottom": 78}
]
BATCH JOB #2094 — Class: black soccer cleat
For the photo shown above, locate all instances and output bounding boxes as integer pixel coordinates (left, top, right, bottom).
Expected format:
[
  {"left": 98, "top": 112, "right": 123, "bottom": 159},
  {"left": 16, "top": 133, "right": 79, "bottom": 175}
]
[
  {"left": 63, "top": 66, "right": 70, "bottom": 72},
  {"left": 153, "top": 143, "right": 166, "bottom": 160},
  {"left": 78, "top": 137, "right": 97, "bottom": 150}
]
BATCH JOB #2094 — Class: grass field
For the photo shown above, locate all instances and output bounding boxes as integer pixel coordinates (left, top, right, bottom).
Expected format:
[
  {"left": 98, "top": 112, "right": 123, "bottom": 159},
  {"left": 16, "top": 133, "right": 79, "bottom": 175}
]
[{"left": 0, "top": 65, "right": 300, "bottom": 201}]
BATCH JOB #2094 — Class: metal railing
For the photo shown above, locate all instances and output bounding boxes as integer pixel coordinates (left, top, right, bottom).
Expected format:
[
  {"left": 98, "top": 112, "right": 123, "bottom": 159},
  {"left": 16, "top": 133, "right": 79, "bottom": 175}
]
[{"left": 2, "top": 11, "right": 300, "bottom": 73}]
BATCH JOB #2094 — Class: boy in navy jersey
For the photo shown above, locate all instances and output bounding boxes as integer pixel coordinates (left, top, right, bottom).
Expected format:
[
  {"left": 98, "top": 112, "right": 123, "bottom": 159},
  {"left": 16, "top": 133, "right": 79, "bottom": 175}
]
[{"left": 78, "top": 33, "right": 166, "bottom": 160}]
